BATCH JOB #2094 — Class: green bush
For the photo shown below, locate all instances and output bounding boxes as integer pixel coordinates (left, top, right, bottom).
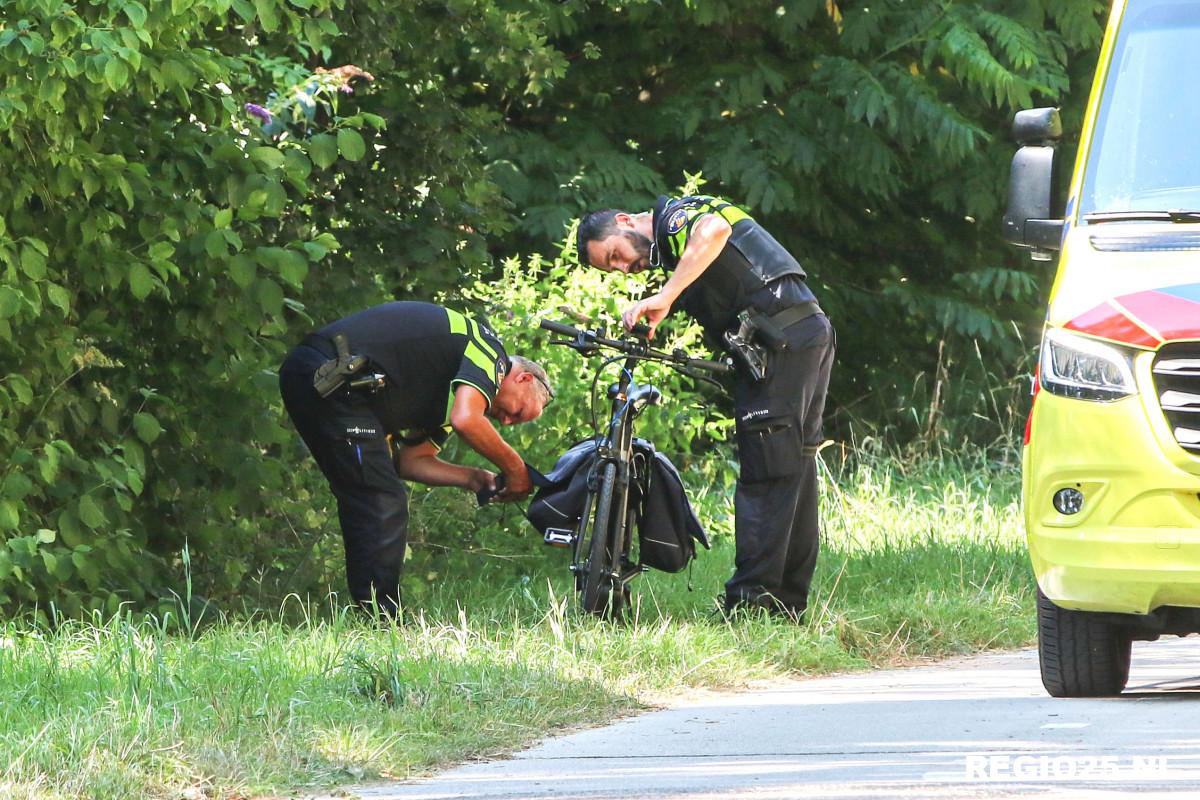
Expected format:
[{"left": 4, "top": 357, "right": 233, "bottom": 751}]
[{"left": 0, "top": 0, "right": 372, "bottom": 617}]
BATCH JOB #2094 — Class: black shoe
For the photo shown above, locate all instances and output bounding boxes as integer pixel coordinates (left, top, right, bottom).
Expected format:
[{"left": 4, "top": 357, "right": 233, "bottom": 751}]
[
  {"left": 723, "top": 592, "right": 776, "bottom": 616},
  {"left": 724, "top": 592, "right": 806, "bottom": 623}
]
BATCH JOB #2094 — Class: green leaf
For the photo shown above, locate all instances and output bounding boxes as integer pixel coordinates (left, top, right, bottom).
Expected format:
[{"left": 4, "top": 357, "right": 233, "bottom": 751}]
[
  {"left": 104, "top": 58, "right": 130, "bottom": 92},
  {"left": 214, "top": 208, "right": 233, "bottom": 229},
  {"left": 229, "top": 254, "right": 256, "bottom": 288},
  {"left": 262, "top": 182, "right": 287, "bottom": 218},
  {"left": 73, "top": 550, "right": 100, "bottom": 588},
  {"left": 283, "top": 150, "right": 312, "bottom": 182},
  {"left": 124, "top": 2, "right": 148, "bottom": 28},
  {"left": 278, "top": 250, "right": 308, "bottom": 287},
  {"left": 78, "top": 496, "right": 106, "bottom": 530},
  {"left": 133, "top": 412, "right": 163, "bottom": 444},
  {"left": 58, "top": 510, "right": 83, "bottom": 547},
  {"left": 312, "top": 232, "right": 339, "bottom": 251},
  {"left": 0, "top": 286, "right": 22, "bottom": 319},
  {"left": 205, "top": 230, "right": 229, "bottom": 258},
  {"left": 2, "top": 472, "right": 31, "bottom": 501},
  {"left": 9, "top": 375, "right": 32, "bottom": 405},
  {"left": 126, "top": 466, "right": 143, "bottom": 495},
  {"left": 337, "top": 128, "right": 367, "bottom": 161},
  {"left": 149, "top": 241, "right": 175, "bottom": 260},
  {"left": 20, "top": 245, "right": 47, "bottom": 279},
  {"left": 250, "top": 146, "right": 285, "bottom": 171},
  {"left": 255, "top": 278, "right": 284, "bottom": 316},
  {"left": 254, "top": 0, "right": 280, "bottom": 32},
  {"left": 45, "top": 283, "right": 70, "bottom": 316},
  {"left": 232, "top": 0, "right": 255, "bottom": 22},
  {"left": 36, "top": 529, "right": 56, "bottom": 544},
  {"left": 0, "top": 501, "right": 19, "bottom": 531},
  {"left": 38, "top": 443, "right": 60, "bottom": 484},
  {"left": 163, "top": 58, "right": 191, "bottom": 88},
  {"left": 308, "top": 134, "right": 338, "bottom": 169},
  {"left": 301, "top": 240, "right": 328, "bottom": 261},
  {"left": 128, "top": 262, "right": 154, "bottom": 300}
]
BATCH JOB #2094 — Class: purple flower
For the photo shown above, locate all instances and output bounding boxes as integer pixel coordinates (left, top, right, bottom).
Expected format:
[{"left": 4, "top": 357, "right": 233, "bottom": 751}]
[
  {"left": 244, "top": 103, "right": 272, "bottom": 124},
  {"left": 338, "top": 85, "right": 354, "bottom": 94}
]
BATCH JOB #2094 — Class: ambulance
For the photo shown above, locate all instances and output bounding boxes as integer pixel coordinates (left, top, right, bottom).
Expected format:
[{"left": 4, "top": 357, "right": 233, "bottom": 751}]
[{"left": 1003, "top": 0, "right": 1200, "bottom": 696}]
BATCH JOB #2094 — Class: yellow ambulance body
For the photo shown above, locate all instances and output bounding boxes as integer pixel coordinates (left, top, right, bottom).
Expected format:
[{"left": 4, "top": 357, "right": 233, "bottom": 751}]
[{"left": 1004, "top": 0, "right": 1200, "bottom": 696}]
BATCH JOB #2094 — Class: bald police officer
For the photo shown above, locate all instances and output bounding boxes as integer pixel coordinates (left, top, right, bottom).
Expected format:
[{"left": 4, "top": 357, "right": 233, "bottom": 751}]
[
  {"left": 279, "top": 301, "right": 552, "bottom": 615},
  {"left": 577, "top": 195, "right": 834, "bottom": 618}
]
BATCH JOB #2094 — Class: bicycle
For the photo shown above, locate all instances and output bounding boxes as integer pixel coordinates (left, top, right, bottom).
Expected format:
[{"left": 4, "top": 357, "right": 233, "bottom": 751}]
[{"left": 537, "top": 317, "right": 730, "bottom": 617}]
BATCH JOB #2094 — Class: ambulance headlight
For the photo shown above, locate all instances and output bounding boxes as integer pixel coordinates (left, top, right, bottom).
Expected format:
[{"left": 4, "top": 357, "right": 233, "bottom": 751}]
[{"left": 1039, "top": 329, "right": 1136, "bottom": 402}]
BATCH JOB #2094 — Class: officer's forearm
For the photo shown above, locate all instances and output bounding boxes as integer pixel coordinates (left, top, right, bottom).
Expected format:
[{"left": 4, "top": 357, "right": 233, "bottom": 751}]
[
  {"left": 395, "top": 453, "right": 477, "bottom": 489},
  {"left": 452, "top": 414, "right": 525, "bottom": 478}
]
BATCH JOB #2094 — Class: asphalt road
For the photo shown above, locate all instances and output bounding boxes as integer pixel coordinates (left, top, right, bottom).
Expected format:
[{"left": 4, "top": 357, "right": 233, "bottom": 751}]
[{"left": 324, "top": 637, "right": 1200, "bottom": 799}]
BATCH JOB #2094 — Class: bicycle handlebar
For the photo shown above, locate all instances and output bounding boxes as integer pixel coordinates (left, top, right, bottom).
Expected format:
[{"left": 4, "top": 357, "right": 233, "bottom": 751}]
[
  {"left": 538, "top": 319, "right": 578, "bottom": 337},
  {"left": 538, "top": 318, "right": 732, "bottom": 374},
  {"left": 683, "top": 356, "right": 730, "bottom": 373}
]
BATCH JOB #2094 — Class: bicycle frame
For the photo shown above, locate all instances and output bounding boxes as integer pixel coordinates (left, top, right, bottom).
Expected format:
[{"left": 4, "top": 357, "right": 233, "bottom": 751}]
[
  {"left": 570, "top": 355, "right": 663, "bottom": 611},
  {"left": 537, "top": 317, "right": 728, "bottom": 616}
]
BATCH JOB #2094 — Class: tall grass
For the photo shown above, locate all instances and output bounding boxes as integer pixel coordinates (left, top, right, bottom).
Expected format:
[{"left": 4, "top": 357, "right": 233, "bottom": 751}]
[{"left": 0, "top": 448, "right": 1033, "bottom": 800}]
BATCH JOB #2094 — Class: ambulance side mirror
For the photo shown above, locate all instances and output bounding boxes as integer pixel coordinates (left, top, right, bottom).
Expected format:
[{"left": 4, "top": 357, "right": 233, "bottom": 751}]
[{"left": 1002, "top": 108, "right": 1065, "bottom": 261}]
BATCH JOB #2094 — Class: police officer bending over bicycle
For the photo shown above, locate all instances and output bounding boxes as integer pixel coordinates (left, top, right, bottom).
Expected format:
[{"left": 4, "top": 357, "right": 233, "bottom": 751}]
[
  {"left": 577, "top": 195, "right": 835, "bottom": 619},
  {"left": 279, "top": 301, "right": 553, "bottom": 616}
]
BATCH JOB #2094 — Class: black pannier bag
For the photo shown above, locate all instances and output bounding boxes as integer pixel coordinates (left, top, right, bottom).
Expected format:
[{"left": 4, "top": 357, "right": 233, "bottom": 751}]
[{"left": 526, "top": 437, "right": 710, "bottom": 573}]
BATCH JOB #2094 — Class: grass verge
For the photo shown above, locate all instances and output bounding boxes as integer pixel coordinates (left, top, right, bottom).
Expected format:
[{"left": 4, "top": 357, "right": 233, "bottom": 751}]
[{"left": 0, "top": 449, "right": 1033, "bottom": 799}]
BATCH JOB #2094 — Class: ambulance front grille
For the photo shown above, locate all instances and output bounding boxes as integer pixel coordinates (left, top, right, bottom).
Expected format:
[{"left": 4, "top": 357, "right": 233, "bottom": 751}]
[{"left": 1152, "top": 343, "right": 1200, "bottom": 454}]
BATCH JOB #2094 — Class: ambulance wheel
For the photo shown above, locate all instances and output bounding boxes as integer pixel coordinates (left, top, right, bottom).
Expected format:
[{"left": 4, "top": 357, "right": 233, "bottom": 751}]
[{"left": 1037, "top": 587, "right": 1131, "bottom": 697}]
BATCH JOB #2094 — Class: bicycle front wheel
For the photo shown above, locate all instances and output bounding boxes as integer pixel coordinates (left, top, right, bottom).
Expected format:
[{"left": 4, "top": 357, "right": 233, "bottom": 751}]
[{"left": 582, "top": 461, "right": 620, "bottom": 616}]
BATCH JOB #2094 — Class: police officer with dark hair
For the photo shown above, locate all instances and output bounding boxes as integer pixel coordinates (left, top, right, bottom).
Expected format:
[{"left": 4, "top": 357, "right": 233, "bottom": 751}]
[
  {"left": 577, "top": 195, "right": 834, "bottom": 618},
  {"left": 279, "top": 301, "right": 553, "bottom": 616}
]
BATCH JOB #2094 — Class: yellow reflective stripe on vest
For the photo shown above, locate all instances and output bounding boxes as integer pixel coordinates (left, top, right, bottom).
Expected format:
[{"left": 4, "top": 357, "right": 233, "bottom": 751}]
[
  {"left": 446, "top": 308, "right": 469, "bottom": 336},
  {"left": 463, "top": 319, "right": 499, "bottom": 375},
  {"left": 711, "top": 201, "right": 750, "bottom": 226},
  {"left": 445, "top": 310, "right": 499, "bottom": 375},
  {"left": 668, "top": 197, "right": 752, "bottom": 258},
  {"left": 466, "top": 318, "right": 499, "bottom": 362},
  {"left": 464, "top": 342, "right": 494, "bottom": 374},
  {"left": 692, "top": 198, "right": 751, "bottom": 229}
]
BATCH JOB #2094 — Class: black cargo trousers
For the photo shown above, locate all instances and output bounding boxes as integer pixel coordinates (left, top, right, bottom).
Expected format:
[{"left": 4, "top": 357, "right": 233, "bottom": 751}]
[
  {"left": 278, "top": 342, "right": 409, "bottom": 616},
  {"left": 725, "top": 312, "right": 835, "bottom": 615}
]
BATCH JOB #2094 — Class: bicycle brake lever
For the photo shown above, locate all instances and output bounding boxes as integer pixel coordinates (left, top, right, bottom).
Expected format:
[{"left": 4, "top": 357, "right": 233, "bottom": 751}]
[{"left": 549, "top": 336, "right": 600, "bottom": 355}]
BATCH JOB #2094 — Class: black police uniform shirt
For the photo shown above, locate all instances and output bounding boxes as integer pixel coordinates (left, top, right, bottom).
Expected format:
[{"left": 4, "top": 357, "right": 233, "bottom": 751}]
[
  {"left": 651, "top": 195, "right": 817, "bottom": 339},
  {"left": 314, "top": 301, "right": 509, "bottom": 449}
]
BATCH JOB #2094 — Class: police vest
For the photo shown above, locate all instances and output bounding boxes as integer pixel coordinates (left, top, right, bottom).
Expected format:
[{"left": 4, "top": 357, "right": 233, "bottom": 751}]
[{"left": 652, "top": 195, "right": 806, "bottom": 337}]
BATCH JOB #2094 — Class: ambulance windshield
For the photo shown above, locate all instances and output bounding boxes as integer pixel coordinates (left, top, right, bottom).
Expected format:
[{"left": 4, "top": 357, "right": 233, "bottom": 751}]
[{"left": 1080, "top": 0, "right": 1200, "bottom": 218}]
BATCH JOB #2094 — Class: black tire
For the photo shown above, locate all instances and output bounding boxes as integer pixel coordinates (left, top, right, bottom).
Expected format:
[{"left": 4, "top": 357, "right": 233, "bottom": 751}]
[
  {"left": 1037, "top": 587, "right": 1132, "bottom": 697},
  {"left": 581, "top": 462, "right": 620, "bottom": 616}
]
